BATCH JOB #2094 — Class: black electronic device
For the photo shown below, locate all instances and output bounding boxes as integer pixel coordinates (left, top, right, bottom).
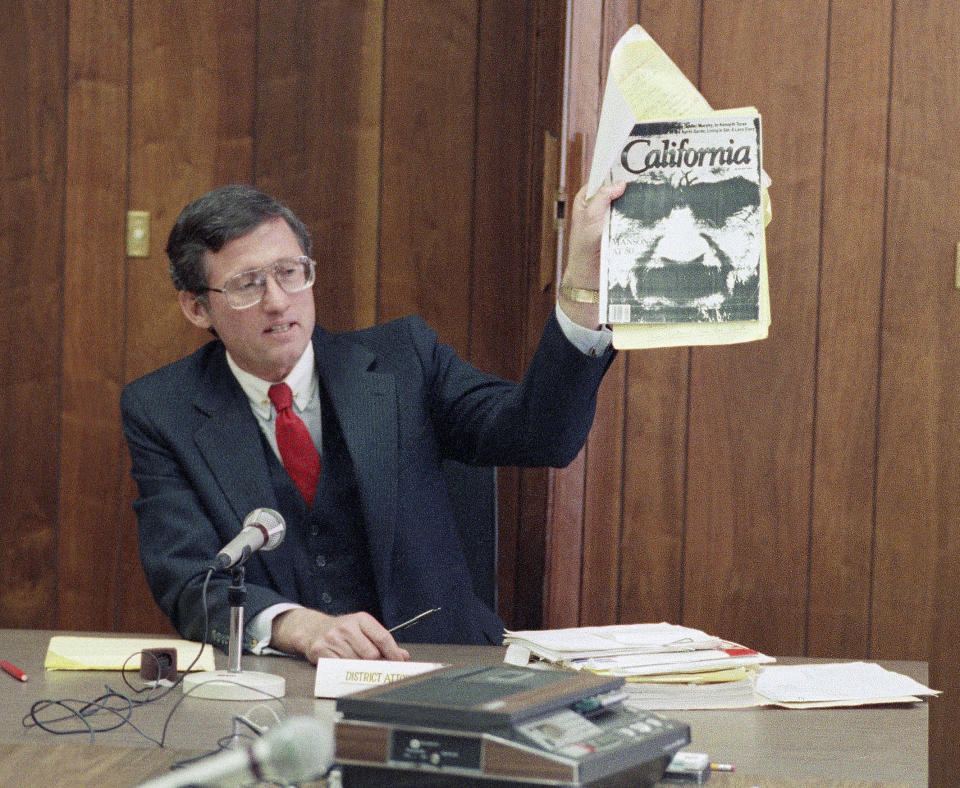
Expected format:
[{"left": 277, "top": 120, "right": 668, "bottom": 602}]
[
  {"left": 139, "top": 647, "right": 178, "bottom": 683},
  {"left": 334, "top": 664, "right": 690, "bottom": 787}
]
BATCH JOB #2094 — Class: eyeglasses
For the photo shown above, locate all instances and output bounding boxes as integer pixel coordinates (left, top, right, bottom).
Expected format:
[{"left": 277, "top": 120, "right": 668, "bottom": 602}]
[{"left": 201, "top": 256, "right": 316, "bottom": 310}]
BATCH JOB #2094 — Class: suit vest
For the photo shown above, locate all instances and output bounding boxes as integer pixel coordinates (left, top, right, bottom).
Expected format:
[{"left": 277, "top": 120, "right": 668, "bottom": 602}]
[{"left": 262, "top": 382, "right": 382, "bottom": 619}]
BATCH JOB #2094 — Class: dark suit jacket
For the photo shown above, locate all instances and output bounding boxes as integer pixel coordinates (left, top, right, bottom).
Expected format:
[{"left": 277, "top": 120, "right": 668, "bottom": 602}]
[{"left": 121, "top": 311, "right": 614, "bottom": 649}]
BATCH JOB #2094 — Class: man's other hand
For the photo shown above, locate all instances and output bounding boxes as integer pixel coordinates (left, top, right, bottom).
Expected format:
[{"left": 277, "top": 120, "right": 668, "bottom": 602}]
[{"left": 272, "top": 607, "right": 411, "bottom": 663}]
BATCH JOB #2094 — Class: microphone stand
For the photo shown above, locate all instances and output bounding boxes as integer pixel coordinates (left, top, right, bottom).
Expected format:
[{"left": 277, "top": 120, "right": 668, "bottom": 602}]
[
  {"left": 181, "top": 563, "right": 286, "bottom": 701},
  {"left": 227, "top": 565, "right": 247, "bottom": 673}
]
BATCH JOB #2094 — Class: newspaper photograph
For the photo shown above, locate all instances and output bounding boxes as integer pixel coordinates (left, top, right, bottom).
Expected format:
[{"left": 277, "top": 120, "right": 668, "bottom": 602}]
[{"left": 601, "top": 115, "right": 763, "bottom": 325}]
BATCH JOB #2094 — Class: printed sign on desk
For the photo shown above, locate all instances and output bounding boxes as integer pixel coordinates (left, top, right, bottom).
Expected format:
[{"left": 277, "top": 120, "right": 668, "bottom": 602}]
[{"left": 313, "top": 658, "right": 445, "bottom": 698}]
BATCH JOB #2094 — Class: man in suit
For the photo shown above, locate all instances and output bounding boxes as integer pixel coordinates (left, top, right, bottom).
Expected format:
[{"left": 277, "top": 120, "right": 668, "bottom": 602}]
[{"left": 121, "top": 182, "right": 624, "bottom": 663}]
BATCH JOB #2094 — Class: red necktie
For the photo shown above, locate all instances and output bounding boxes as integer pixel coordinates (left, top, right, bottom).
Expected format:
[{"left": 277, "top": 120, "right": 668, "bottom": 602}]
[{"left": 268, "top": 383, "right": 321, "bottom": 506}]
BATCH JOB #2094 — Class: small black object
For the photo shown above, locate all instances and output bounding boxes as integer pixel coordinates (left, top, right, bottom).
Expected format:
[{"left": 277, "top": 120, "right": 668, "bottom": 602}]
[{"left": 140, "top": 647, "right": 178, "bottom": 683}]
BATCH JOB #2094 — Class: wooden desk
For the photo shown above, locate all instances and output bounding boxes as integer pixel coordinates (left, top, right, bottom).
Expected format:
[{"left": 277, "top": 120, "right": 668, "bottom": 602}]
[
  {"left": 0, "top": 630, "right": 928, "bottom": 787},
  {"left": 0, "top": 740, "right": 191, "bottom": 786},
  {"left": 665, "top": 656, "right": 929, "bottom": 787}
]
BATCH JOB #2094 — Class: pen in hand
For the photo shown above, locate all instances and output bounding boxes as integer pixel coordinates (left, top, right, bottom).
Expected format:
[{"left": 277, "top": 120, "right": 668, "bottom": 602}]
[{"left": 389, "top": 607, "right": 441, "bottom": 634}]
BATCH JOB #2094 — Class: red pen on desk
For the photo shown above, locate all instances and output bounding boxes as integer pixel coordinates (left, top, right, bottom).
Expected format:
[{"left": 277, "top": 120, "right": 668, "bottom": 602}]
[{"left": 0, "top": 660, "right": 28, "bottom": 682}]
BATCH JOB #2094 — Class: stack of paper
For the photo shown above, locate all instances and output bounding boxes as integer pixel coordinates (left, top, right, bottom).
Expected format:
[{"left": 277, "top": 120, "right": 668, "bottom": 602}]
[
  {"left": 754, "top": 662, "right": 939, "bottom": 708},
  {"left": 503, "top": 623, "right": 774, "bottom": 710},
  {"left": 624, "top": 673, "right": 758, "bottom": 710},
  {"left": 505, "top": 622, "right": 714, "bottom": 660},
  {"left": 503, "top": 623, "right": 771, "bottom": 672},
  {"left": 503, "top": 625, "right": 940, "bottom": 710},
  {"left": 44, "top": 636, "right": 215, "bottom": 672}
]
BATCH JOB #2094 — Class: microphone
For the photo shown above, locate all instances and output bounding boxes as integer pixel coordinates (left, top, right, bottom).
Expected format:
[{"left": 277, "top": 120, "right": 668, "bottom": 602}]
[
  {"left": 189, "top": 508, "right": 287, "bottom": 699},
  {"left": 136, "top": 715, "right": 334, "bottom": 788},
  {"left": 213, "top": 508, "right": 286, "bottom": 570}
]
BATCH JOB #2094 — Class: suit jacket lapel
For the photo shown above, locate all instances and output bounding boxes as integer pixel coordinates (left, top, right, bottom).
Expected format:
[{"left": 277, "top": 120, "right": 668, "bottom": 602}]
[
  {"left": 192, "top": 351, "right": 279, "bottom": 526},
  {"left": 313, "top": 329, "right": 398, "bottom": 591},
  {"left": 191, "top": 351, "right": 297, "bottom": 595}
]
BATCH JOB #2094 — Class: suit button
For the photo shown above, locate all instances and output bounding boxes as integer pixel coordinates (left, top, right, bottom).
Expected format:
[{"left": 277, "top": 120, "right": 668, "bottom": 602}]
[
  {"left": 322, "top": 592, "right": 333, "bottom": 604},
  {"left": 315, "top": 554, "right": 326, "bottom": 568}
]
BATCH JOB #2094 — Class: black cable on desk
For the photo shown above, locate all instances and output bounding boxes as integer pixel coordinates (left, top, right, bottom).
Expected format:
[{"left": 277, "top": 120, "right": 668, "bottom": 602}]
[
  {"left": 22, "top": 566, "right": 295, "bottom": 782},
  {"left": 21, "top": 567, "right": 216, "bottom": 746}
]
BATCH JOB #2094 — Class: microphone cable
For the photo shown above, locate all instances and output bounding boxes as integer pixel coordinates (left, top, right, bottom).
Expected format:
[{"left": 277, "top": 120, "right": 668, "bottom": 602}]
[
  {"left": 166, "top": 704, "right": 284, "bottom": 772},
  {"left": 22, "top": 567, "right": 217, "bottom": 745}
]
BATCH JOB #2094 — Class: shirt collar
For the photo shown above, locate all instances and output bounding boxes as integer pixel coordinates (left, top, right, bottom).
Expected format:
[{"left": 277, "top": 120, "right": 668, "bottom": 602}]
[{"left": 226, "top": 341, "right": 317, "bottom": 420}]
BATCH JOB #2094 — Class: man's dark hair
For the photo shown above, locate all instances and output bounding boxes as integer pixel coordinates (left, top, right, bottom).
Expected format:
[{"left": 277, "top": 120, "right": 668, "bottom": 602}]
[{"left": 166, "top": 184, "right": 313, "bottom": 294}]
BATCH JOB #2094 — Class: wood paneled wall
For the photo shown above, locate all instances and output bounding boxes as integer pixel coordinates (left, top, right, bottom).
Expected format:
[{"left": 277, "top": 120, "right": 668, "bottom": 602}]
[
  {"left": 548, "top": 1, "right": 960, "bottom": 783},
  {"left": 0, "top": 1, "right": 67, "bottom": 630}
]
